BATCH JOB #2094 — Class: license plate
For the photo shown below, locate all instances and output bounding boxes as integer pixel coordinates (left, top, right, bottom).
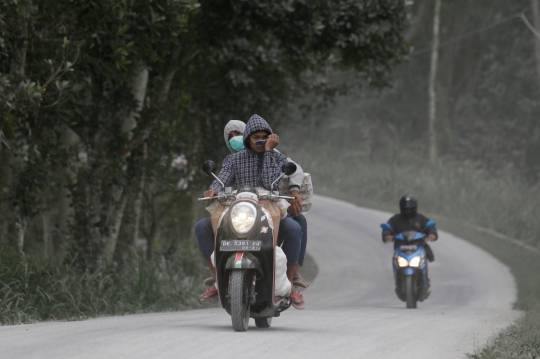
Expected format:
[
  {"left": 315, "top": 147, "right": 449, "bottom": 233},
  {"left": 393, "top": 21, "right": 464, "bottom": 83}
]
[
  {"left": 220, "top": 240, "right": 262, "bottom": 251},
  {"left": 400, "top": 245, "right": 418, "bottom": 251}
]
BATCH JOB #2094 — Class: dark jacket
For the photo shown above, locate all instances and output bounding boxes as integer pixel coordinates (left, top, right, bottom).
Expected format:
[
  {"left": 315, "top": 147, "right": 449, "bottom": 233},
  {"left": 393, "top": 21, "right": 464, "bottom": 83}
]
[{"left": 381, "top": 213, "right": 438, "bottom": 242}]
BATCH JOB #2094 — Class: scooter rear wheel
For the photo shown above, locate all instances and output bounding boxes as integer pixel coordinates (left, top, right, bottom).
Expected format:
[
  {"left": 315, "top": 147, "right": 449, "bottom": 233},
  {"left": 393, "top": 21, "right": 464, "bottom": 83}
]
[
  {"left": 254, "top": 317, "right": 272, "bottom": 328},
  {"left": 230, "top": 270, "right": 250, "bottom": 331}
]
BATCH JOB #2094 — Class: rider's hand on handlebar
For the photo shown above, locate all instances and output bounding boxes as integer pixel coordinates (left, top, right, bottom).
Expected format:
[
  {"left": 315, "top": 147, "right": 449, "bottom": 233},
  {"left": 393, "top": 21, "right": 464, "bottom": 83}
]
[
  {"left": 289, "top": 190, "right": 302, "bottom": 217},
  {"left": 265, "top": 134, "right": 279, "bottom": 151},
  {"left": 203, "top": 189, "right": 217, "bottom": 199},
  {"left": 384, "top": 235, "right": 394, "bottom": 243},
  {"left": 427, "top": 234, "right": 437, "bottom": 241}
]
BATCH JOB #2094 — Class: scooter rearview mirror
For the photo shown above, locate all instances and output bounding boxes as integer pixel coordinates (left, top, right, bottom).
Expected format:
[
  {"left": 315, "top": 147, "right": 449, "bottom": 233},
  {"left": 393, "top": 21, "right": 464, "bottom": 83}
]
[
  {"left": 381, "top": 223, "right": 392, "bottom": 230},
  {"left": 282, "top": 162, "right": 297, "bottom": 176},
  {"left": 202, "top": 160, "right": 217, "bottom": 176},
  {"left": 426, "top": 220, "right": 436, "bottom": 228}
]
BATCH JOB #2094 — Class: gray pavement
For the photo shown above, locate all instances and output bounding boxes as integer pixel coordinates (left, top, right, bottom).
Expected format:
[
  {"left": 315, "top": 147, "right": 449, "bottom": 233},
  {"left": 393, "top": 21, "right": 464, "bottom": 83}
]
[{"left": 0, "top": 195, "right": 520, "bottom": 359}]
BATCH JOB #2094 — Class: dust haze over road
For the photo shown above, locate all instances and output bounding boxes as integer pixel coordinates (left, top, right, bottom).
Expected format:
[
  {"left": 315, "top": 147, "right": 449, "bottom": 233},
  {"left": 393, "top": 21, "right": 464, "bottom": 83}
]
[{"left": 0, "top": 195, "right": 520, "bottom": 359}]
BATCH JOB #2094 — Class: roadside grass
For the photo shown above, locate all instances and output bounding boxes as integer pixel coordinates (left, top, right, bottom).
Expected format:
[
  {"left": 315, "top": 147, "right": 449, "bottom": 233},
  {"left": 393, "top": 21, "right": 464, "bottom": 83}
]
[
  {"left": 286, "top": 146, "right": 540, "bottom": 358},
  {"left": 0, "top": 246, "right": 216, "bottom": 325},
  {"left": 467, "top": 306, "right": 540, "bottom": 359}
]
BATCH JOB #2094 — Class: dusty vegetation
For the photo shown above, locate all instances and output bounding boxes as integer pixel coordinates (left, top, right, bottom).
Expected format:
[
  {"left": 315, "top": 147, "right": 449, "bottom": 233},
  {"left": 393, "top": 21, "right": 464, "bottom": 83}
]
[{"left": 279, "top": 135, "right": 540, "bottom": 359}]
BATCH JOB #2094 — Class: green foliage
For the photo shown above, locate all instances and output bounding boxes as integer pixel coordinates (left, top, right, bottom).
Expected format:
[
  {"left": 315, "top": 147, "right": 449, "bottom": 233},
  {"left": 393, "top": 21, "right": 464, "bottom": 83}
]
[
  {"left": 0, "top": 247, "right": 212, "bottom": 325},
  {"left": 0, "top": 0, "right": 408, "bottom": 320}
]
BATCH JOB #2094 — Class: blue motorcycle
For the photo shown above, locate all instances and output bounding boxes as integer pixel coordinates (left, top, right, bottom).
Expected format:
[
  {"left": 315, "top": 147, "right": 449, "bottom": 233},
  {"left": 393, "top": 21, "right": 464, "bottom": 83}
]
[{"left": 380, "top": 221, "right": 436, "bottom": 309}]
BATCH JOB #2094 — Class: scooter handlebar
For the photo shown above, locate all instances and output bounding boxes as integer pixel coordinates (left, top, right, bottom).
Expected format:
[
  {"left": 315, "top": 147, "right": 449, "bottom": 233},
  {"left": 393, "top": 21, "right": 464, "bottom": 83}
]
[
  {"left": 276, "top": 195, "right": 296, "bottom": 200},
  {"left": 198, "top": 194, "right": 296, "bottom": 201}
]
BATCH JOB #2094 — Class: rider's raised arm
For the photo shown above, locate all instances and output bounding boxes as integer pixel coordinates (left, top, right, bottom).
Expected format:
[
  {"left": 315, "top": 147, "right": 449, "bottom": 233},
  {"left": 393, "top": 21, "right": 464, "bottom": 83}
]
[
  {"left": 209, "top": 156, "right": 235, "bottom": 191},
  {"left": 261, "top": 150, "right": 288, "bottom": 191}
]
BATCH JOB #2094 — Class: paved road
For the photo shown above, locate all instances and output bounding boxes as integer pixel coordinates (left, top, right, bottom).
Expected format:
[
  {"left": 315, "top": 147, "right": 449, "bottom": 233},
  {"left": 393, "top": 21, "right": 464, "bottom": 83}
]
[{"left": 0, "top": 195, "right": 520, "bottom": 359}]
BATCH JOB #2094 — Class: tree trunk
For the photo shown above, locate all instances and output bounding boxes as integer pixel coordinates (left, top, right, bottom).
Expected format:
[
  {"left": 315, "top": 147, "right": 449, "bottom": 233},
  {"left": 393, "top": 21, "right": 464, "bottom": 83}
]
[
  {"left": 0, "top": 221, "right": 8, "bottom": 245},
  {"left": 9, "top": 0, "right": 30, "bottom": 78},
  {"left": 428, "top": 0, "right": 441, "bottom": 165},
  {"left": 100, "top": 189, "right": 129, "bottom": 265},
  {"left": 144, "top": 180, "right": 157, "bottom": 262},
  {"left": 405, "top": 2, "right": 428, "bottom": 43},
  {"left": 15, "top": 216, "right": 27, "bottom": 255},
  {"left": 99, "top": 68, "right": 149, "bottom": 266},
  {"left": 0, "top": 150, "right": 13, "bottom": 245},
  {"left": 132, "top": 144, "right": 148, "bottom": 248},
  {"left": 86, "top": 173, "right": 104, "bottom": 268},
  {"left": 527, "top": 0, "right": 540, "bottom": 181},
  {"left": 0, "top": 1, "right": 30, "bottom": 246},
  {"left": 43, "top": 211, "right": 52, "bottom": 258},
  {"left": 532, "top": 0, "right": 540, "bottom": 94},
  {"left": 122, "top": 68, "right": 149, "bottom": 136},
  {"left": 46, "top": 127, "right": 78, "bottom": 264}
]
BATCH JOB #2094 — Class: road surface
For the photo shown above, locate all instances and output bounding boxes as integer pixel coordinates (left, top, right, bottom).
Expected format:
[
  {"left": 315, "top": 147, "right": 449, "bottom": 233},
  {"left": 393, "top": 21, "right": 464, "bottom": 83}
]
[{"left": 0, "top": 195, "right": 520, "bottom": 358}]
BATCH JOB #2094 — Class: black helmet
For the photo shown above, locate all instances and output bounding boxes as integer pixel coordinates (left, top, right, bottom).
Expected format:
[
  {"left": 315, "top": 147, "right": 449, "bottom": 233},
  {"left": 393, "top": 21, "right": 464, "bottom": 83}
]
[{"left": 399, "top": 195, "right": 418, "bottom": 216}]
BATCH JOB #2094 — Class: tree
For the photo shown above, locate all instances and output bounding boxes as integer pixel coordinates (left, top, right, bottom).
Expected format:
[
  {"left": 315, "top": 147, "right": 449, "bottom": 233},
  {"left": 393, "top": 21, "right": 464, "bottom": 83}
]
[
  {"left": 0, "top": 0, "right": 408, "bottom": 269},
  {"left": 531, "top": 0, "right": 540, "bottom": 94},
  {"left": 428, "top": 0, "right": 441, "bottom": 164}
]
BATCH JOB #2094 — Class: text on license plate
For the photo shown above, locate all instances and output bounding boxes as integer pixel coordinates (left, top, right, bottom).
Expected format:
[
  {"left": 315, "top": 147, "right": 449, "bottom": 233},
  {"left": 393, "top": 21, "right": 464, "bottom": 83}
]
[
  {"left": 400, "top": 245, "right": 418, "bottom": 251},
  {"left": 220, "top": 240, "right": 262, "bottom": 251}
]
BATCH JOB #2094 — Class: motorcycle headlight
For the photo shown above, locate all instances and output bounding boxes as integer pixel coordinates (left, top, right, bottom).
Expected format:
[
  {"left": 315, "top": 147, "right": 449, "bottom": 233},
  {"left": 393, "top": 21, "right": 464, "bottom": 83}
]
[
  {"left": 230, "top": 202, "right": 257, "bottom": 234},
  {"left": 397, "top": 256, "right": 408, "bottom": 267},
  {"left": 409, "top": 256, "right": 424, "bottom": 267}
]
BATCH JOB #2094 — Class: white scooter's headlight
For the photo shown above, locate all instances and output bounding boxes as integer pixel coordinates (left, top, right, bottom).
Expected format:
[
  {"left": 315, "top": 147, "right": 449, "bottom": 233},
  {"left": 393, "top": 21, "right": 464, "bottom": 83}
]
[
  {"left": 397, "top": 256, "right": 408, "bottom": 267},
  {"left": 409, "top": 256, "right": 424, "bottom": 267},
  {"left": 230, "top": 202, "right": 257, "bottom": 234}
]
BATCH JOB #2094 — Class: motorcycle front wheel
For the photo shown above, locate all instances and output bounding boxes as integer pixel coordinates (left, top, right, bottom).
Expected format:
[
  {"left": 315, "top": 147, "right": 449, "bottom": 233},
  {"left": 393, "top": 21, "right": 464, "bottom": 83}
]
[
  {"left": 405, "top": 275, "right": 417, "bottom": 309},
  {"left": 230, "top": 270, "right": 250, "bottom": 331}
]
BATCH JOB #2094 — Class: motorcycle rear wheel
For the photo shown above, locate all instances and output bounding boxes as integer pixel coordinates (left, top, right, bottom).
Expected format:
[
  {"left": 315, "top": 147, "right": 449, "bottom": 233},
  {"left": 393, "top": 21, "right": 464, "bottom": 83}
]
[
  {"left": 254, "top": 317, "right": 272, "bottom": 328},
  {"left": 230, "top": 270, "right": 250, "bottom": 332},
  {"left": 405, "top": 276, "right": 417, "bottom": 309}
]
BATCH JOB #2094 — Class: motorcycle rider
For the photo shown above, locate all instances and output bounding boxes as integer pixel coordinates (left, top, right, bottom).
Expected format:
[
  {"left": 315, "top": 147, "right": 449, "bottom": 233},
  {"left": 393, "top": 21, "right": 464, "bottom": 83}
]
[
  {"left": 199, "top": 114, "right": 306, "bottom": 308},
  {"left": 196, "top": 120, "right": 309, "bottom": 298},
  {"left": 381, "top": 195, "right": 438, "bottom": 296}
]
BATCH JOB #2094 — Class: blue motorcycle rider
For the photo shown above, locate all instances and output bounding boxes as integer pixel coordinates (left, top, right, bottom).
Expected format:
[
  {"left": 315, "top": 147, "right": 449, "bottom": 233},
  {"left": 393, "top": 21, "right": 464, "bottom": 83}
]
[{"left": 382, "top": 195, "right": 438, "bottom": 297}]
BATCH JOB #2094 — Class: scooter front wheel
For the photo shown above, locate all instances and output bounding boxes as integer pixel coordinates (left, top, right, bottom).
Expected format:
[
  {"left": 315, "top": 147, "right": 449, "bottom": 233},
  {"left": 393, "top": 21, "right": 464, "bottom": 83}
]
[
  {"left": 230, "top": 270, "right": 250, "bottom": 331},
  {"left": 405, "top": 275, "right": 417, "bottom": 309}
]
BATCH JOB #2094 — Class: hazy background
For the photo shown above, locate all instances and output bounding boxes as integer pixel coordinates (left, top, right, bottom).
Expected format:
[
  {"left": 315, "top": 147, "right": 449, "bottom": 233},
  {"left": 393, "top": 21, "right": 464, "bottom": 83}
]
[
  {"left": 0, "top": 4, "right": 539, "bottom": 354},
  {"left": 279, "top": 0, "right": 540, "bottom": 248}
]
